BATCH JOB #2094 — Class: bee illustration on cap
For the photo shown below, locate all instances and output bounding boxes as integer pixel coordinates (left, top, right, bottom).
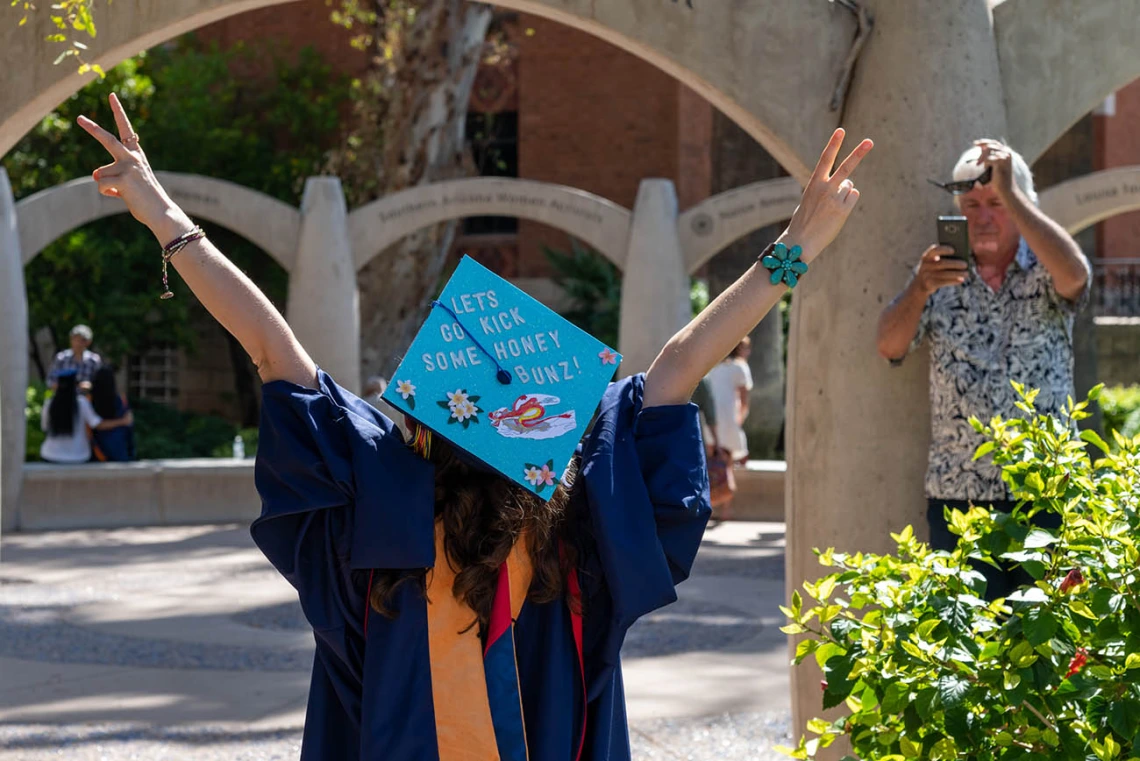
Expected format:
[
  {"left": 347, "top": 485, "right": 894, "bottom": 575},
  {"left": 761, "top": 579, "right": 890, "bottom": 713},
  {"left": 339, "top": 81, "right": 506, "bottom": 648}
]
[{"left": 489, "top": 394, "right": 577, "bottom": 440}]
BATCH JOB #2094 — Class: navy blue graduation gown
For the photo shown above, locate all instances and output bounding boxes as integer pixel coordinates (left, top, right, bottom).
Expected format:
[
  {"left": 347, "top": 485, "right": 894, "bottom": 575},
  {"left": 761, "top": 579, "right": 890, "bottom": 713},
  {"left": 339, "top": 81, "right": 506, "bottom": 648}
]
[
  {"left": 251, "top": 369, "right": 710, "bottom": 761},
  {"left": 92, "top": 395, "right": 135, "bottom": 461}
]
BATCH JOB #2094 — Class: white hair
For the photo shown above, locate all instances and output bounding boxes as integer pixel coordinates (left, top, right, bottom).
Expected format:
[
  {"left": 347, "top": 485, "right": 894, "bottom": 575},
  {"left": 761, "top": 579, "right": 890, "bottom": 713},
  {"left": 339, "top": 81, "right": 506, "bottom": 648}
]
[{"left": 952, "top": 141, "right": 1038, "bottom": 206}]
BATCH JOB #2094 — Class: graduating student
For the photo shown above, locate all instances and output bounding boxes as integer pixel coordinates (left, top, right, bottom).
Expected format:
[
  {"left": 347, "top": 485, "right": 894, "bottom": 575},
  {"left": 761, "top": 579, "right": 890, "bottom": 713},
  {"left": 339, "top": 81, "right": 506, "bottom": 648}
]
[
  {"left": 40, "top": 368, "right": 134, "bottom": 464},
  {"left": 80, "top": 94, "right": 871, "bottom": 761},
  {"left": 90, "top": 365, "right": 136, "bottom": 462}
]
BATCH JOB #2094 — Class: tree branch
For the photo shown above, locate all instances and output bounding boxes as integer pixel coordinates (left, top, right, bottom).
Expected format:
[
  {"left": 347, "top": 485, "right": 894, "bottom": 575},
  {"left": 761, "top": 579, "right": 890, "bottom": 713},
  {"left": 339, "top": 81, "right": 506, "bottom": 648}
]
[
  {"left": 830, "top": 0, "right": 874, "bottom": 114},
  {"left": 1021, "top": 700, "right": 1057, "bottom": 733}
]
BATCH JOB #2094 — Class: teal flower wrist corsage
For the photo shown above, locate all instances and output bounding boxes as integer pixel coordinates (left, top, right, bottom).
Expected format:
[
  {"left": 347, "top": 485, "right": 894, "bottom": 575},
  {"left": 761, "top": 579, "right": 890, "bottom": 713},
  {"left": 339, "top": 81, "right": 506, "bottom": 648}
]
[{"left": 760, "top": 242, "right": 808, "bottom": 288}]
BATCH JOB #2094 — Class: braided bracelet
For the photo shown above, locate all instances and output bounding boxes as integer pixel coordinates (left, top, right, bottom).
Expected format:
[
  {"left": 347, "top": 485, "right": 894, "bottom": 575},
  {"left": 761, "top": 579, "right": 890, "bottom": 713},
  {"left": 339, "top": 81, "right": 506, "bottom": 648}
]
[
  {"left": 760, "top": 241, "right": 808, "bottom": 288},
  {"left": 159, "top": 226, "right": 206, "bottom": 299}
]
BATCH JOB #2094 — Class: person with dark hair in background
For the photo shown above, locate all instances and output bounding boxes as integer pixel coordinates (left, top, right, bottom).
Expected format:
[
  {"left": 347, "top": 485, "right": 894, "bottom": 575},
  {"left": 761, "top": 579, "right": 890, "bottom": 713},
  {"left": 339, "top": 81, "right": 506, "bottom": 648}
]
[
  {"left": 90, "top": 365, "right": 136, "bottom": 462},
  {"left": 40, "top": 369, "right": 133, "bottom": 464}
]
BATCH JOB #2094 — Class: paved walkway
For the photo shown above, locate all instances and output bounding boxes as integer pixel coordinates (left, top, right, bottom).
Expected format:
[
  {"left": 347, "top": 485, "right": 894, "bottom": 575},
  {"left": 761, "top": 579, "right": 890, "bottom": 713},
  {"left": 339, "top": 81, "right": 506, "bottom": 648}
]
[{"left": 0, "top": 521, "right": 793, "bottom": 759}]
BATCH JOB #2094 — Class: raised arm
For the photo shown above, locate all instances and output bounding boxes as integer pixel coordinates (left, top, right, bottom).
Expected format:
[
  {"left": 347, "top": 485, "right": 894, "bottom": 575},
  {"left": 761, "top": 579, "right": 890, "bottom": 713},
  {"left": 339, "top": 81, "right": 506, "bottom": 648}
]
[
  {"left": 643, "top": 129, "right": 873, "bottom": 409},
  {"left": 78, "top": 94, "right": 317, "bottom": 389},
  {"left": 92, "top": 410, "right": 134, "bottom": 431},
  {"left": 973, "top": 139, "right": 1089, "bottom": 302}
]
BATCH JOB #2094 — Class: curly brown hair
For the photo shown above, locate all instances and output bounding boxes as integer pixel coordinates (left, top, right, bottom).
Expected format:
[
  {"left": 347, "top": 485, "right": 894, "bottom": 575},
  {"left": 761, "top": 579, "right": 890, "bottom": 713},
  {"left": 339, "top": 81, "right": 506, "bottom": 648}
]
[{"left": 368, "top": 423, "right": 583, "bottom": 636}]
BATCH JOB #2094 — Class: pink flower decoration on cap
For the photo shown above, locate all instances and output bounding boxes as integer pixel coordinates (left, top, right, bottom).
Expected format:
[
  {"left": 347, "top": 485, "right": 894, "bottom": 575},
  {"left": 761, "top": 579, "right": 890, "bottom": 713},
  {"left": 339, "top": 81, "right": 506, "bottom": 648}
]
[{"left": 599, "top": 348, "right": 618, "bottom": 365}]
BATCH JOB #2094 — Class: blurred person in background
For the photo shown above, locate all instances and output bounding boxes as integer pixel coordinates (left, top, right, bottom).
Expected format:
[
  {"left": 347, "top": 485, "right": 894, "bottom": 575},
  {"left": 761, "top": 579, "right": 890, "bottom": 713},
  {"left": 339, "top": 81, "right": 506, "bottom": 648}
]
[
  {"left": 705, "top": 337, "right": 754, "bottom": 465},
  {"left": 48, "top": 324, "right": 103, "bottom": 386},
  {"left": 40, "top": 369, "right": 133, "bottom": 463},
  {"left": 90, "top": 365, "right": 136, "bottom": 462}
]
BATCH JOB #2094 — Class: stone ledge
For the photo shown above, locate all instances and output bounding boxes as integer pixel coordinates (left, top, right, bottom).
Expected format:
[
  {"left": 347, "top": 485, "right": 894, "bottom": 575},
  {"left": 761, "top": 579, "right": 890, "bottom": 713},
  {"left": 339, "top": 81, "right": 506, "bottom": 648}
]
[
  {"left": 731, "top": 461, "right": 786, "bottom": 522},
  {"left": 15, "top": 458, "right": 789, "bottom": 530},
  {"left": 18, "top": 459, "right": 259, "bottom": 531}
]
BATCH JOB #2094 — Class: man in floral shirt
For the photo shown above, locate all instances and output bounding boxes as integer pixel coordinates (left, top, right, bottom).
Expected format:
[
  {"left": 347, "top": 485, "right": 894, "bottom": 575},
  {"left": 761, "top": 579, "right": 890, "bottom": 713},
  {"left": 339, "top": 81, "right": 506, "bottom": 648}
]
[
  {"left": 876, "top": 139, "right": 1090, "bottom": 599},
  {"left": 47, "top": 324, "right": 103, "bottom": 386}
]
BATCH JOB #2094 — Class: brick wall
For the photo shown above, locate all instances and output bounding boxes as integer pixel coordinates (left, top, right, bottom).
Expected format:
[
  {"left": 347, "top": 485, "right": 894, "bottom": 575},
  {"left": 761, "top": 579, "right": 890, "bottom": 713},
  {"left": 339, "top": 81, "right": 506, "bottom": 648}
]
[
  {"left": 178, "top": 308, "right": 259, "bottom": 423},
  {"left": 677, "top": 85, "right": 714, "bottom": 213},
  {"left": 516, "top": 13, "right": 711, "bottom": 275},
  {"left": 192, "top": 0, "right": 369, "bottom": 78},
  {"left": 1095, "top": 77, "right": 1140, "bottom": 260},
  {"left": 174, "top": 4, "right": 719, "bottom": 421}
]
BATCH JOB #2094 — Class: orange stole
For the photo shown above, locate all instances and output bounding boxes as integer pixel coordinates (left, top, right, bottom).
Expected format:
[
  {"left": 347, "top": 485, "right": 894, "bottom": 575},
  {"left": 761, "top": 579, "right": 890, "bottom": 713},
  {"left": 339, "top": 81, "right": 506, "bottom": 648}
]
[{"left": 426, "top": 522, "right": 533, "bottom": 761}]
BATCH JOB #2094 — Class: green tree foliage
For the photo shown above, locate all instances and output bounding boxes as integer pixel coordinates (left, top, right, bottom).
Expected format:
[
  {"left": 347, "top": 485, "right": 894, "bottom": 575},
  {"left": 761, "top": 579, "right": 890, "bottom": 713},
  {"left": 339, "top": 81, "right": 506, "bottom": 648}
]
[
  {"left": 543, "top": 239, "right": 711, "bottom": 349},
  {"left": 23, "top": 384, "right": 47, "bottom": 460},
  {"left": 543, "top": 239, "right": 623, "bottom": 349},
  {"left": 4, "top": 40, "right": 349, "bottom": 380},
  {"left": 780, "top": 383, "right": 1140, "bottom": 761},
  {"left": 12, "top": 0, "right": 104, "bottom": 73}
]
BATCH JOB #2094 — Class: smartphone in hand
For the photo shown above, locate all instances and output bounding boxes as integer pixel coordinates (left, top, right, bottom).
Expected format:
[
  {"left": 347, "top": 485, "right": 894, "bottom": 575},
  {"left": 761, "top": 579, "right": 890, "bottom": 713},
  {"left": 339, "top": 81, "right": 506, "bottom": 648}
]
[{"left": 936, "top": 216, "right": 971, "bottom": 264}]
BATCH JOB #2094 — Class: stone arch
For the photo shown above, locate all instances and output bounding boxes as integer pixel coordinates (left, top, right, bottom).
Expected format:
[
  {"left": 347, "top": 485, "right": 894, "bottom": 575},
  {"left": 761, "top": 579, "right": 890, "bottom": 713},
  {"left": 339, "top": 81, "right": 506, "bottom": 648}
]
[
  {"left": 1, "top": 169, "right": 346, "bottom": 539},
  {"left": 349, "top": 177, "right": 631, "bottom": 272},
  {"left": 995, "top": 0, "right": 1140, "bottom": 163},
  {"left": 0, "top": 0, "right": 865, "bottom": 185},
  {"left": 1038, "top": 166, "right": 1140, "bottom": 235},
  {"left": 17, "top": 172, "right": 299, "bottom": 269},
  {"left": 0, "top": 0, "right": 294, "bottom": 160},
  {"left": 678, "top": 177, "right": 801, "bottom": 275},
  {"left": 6, "top": 2, "right": 1140, "bottom": 733}
]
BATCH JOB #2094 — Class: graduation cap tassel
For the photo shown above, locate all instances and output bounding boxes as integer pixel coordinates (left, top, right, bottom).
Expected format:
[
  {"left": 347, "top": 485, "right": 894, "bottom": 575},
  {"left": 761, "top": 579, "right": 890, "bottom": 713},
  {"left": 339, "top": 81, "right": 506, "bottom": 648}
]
[
  {"left": 410, "top": 420, "right": 433, "bottom": 460},
  {"left": 430, "top": 300, "right": 514, "bottom": 385}
]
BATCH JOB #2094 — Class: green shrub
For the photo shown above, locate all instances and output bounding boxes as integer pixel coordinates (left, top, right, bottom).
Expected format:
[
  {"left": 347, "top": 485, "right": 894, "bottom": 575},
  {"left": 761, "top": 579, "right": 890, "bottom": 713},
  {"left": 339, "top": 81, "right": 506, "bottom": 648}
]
[
  {"left": 210, "top": 428, "right": 260, "bottom": 459},
  {"left": 24, "top": 384, "right": 48, "bottom": 461},
  {"left": 543, "top": 239, "right": 622, "bottom": 348},
  {"left": 24, "top": 385, "right": 257, "bottom": 461},
  {"left": 781, "top": 383, "right": 1140, "bottom": 761},
  {"left": 1101, "top": 385, "right": 1140, "bottom": 443},
  {"left": 130, "top": 399, "right": 259, "bottom": 460},
  {"left": 543, "top": 239, "right": 714, "bottom": 349}
]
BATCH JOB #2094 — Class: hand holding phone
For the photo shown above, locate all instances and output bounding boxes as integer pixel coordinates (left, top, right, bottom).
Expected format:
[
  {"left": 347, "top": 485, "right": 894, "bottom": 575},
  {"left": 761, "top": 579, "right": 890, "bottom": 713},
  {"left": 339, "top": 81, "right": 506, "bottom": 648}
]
[
  {"left": 914, "top": 241, "right": 968, "bottom": 297},
  {"left": 936, "top": 215, "right": 971, "bottom": 264}
]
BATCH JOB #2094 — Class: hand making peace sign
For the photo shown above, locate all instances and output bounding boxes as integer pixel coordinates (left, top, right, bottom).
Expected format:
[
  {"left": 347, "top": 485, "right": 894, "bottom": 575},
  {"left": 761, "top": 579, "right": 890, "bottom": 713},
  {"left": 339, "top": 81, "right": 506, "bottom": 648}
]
[
  {"left": 784, "top": 128, "right": 873, "bottom": 261},
  {"left": 77, "top": 93, "right": 189, "bottom": 244}
]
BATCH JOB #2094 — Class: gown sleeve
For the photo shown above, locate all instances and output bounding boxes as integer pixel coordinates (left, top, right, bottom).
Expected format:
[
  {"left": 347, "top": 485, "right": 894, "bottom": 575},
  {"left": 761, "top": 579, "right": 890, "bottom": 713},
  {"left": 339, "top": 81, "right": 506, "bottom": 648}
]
[
  {"left": 576, "top": 372, "right": 711, "bottom": 695},
  {"left": 250, "top": 368, "right": 436, "bottom": 637}
]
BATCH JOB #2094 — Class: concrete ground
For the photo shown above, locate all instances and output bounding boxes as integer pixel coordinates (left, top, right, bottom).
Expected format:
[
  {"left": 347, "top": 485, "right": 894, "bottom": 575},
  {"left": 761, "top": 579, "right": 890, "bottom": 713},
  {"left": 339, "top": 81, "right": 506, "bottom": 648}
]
[{"left": 0, "top": 521, "right": 794, "bottom": 760}]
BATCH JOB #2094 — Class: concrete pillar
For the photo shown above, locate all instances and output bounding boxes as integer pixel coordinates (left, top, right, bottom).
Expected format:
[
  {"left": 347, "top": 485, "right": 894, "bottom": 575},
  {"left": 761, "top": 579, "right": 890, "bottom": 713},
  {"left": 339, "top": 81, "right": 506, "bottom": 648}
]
[
  {"left": 286, "top": 177, "right": 361, "bottom": 394},
  {"left": 785, "top": 1, "right": 1009, "bottom": 752},
  {"left": 0, "top": 168, "right": 27, "bottom": 537},
  {"left": 618, "top": 179, "right": 692, "bottom": 376}
]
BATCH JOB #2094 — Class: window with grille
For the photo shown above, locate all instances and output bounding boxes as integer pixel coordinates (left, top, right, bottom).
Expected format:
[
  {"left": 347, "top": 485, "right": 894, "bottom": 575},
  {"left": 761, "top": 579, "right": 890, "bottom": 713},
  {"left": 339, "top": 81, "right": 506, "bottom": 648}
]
[{"left": 128, "top": 347, "right": 180, "bottom": 405}]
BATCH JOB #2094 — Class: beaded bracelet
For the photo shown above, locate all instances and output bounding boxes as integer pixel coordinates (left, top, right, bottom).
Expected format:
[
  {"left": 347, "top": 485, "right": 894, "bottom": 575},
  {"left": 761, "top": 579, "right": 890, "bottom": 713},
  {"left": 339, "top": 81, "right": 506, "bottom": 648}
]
[
  {"left": 159, "top": 226, "right": 206, "bottom": 299},
  {"left": 760, "top": 241, "right": 809, "bottom": 288}
]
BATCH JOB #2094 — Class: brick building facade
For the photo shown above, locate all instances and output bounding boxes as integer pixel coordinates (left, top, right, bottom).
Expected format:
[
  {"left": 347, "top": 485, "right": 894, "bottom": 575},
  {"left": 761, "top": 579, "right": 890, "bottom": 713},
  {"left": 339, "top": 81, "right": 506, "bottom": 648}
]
[
  {"left": 194, "top": 0, "right": 1140, "bottom": 278},
  {"left": 1095, "top": 79, "right": 1140, "bottom": 261},
  {"left": 194, "top": 3, "right": 711, "bottom": 278},
  {"left": 168, "top": 1, "right": 1136, "bottom": 424}
]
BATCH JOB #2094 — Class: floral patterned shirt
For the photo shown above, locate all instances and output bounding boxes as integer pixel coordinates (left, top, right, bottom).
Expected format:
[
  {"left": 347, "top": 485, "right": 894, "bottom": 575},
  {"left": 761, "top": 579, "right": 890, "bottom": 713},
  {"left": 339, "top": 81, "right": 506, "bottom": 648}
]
[{"left": 895, "top": 240, "right": 1089, "bottom": 501}]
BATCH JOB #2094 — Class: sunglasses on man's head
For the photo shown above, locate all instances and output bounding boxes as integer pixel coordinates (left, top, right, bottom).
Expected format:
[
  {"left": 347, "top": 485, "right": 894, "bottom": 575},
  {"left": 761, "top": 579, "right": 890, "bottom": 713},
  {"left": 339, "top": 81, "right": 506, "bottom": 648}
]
[{"left": 927, "top": 165, "right": 992, "bottom": 195}]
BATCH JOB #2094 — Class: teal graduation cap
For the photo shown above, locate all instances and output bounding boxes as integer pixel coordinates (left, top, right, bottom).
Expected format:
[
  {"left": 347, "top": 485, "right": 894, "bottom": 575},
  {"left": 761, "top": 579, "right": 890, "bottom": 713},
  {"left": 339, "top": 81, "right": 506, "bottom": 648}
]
[{"left": 382, "top": 256, "right": 622, "bottom": 500}]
